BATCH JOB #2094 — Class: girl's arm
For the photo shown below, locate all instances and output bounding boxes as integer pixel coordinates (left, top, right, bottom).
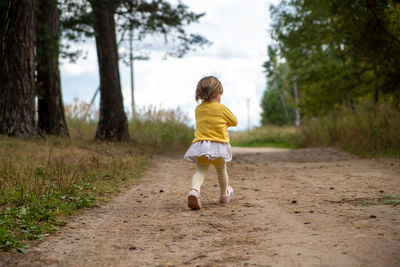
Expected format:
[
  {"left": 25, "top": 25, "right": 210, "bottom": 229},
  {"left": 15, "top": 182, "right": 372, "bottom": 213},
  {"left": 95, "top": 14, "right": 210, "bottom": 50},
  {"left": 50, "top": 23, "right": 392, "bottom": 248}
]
[{"left": 222, "top": 105, "right": 238, "bottom": 127}]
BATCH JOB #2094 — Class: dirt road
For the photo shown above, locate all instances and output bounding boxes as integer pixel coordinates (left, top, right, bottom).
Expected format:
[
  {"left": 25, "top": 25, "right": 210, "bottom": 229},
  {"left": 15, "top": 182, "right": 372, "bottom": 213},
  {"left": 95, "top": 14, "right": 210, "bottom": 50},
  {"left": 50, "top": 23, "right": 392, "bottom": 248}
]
[{"left": 1, "top": 147, "right": 400, "bottom": 266}]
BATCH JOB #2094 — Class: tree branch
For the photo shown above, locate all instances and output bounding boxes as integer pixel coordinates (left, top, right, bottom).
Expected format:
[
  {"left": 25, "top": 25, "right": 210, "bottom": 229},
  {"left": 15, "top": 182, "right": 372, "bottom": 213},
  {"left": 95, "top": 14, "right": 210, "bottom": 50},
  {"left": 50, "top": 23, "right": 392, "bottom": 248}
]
[{"left": 365, "top": 0, "right": 400, "bottom": 44}]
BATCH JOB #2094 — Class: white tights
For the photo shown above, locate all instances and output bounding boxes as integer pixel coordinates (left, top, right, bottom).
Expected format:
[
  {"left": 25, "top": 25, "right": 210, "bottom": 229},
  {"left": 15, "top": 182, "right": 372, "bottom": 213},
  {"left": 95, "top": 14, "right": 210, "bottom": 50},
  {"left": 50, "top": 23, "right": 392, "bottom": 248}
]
[{"left": 192, "top": 156, "right": 229, "bottom": 195}]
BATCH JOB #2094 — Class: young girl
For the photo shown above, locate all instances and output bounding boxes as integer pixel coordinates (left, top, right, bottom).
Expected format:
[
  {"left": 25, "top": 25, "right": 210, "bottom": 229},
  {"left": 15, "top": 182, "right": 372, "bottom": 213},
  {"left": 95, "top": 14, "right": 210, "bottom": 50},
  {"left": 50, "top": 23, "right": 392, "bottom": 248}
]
[{"left": 184, "top": 76, "right": 238, "bottom": 210}]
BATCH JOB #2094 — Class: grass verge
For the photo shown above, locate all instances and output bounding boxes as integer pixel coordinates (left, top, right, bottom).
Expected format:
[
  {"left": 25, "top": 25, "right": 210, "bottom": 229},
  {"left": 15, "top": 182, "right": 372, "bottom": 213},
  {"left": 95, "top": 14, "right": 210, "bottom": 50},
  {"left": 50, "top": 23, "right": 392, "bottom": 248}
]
[{"left": 0, "top": 136, "right": 148, "bottom": 253}]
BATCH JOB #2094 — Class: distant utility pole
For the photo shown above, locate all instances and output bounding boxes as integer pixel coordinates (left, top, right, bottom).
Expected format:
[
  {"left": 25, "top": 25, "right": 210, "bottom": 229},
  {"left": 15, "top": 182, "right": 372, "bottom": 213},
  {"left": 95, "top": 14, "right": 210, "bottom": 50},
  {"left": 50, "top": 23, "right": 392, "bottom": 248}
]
[
  {"left": 246, "top": 98, "right": 250, "bottom": 130},
  {"left": 129, "top": 25, "right": 135, "bottom": 119},
  {"left": 83, "top": 87, "right": 99, "bottom": 121}
]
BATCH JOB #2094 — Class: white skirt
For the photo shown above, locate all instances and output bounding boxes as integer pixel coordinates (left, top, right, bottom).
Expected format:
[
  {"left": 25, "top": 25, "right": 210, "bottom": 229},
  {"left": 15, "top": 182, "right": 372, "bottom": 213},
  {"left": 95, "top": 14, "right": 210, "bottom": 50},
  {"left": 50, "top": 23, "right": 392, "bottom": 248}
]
[{"left": 184, "top": 141, "right": 232, "bottom": 163}]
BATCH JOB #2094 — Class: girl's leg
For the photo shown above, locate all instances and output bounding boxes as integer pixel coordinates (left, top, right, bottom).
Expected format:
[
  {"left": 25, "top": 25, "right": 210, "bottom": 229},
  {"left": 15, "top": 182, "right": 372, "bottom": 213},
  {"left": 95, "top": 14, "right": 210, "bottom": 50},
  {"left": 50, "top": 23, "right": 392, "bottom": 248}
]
[
  {"left": 191, "top": 156, "right": 209, "bottom": 192},
  {"left": 212, "top": 158, "right": 229, "bottom": 195}
]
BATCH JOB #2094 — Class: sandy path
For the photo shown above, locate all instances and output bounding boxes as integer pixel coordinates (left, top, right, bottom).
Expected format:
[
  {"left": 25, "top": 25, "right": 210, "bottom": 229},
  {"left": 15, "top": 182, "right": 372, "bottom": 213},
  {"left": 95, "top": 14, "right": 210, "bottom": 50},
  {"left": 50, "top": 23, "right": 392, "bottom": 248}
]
[{"left": 1, "top": 147, "right": 400, "bottom": 266}]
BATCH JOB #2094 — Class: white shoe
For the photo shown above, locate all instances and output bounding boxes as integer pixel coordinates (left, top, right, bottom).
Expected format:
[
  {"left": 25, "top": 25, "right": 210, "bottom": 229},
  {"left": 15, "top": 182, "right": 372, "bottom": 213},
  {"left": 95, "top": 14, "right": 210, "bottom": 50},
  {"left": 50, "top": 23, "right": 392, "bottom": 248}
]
[
  {"left": 219, "top": 185, "right": 234, "bottom": 204},
  {"left": 188, "top": 189, "right": 201, "bottom": 210}
]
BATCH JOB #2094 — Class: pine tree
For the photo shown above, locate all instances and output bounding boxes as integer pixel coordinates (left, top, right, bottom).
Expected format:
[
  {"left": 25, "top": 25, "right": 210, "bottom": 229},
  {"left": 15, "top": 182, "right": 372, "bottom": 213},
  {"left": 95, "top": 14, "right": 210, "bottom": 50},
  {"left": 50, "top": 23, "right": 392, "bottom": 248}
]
[
  {"left": 0, "top": 0, "right": 38, "bottom": 137},
  {"left": 37, "top": 0, "right": 70, "bottom": 136}
]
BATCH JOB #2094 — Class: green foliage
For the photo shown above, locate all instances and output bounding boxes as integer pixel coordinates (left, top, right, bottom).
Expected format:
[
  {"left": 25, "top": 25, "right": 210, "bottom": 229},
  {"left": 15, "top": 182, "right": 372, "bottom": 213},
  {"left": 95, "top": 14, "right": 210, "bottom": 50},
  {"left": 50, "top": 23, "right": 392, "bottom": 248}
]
[
  {"left": 59, "top": 0, "right": 210, "bottom": 62},
  {"left": 265, "top": 0, "right": 400, "bottom": 118},
  {"left": 261, "top": 89, "right": 289, "bottom": 126},
  {"left": 261, "top": 0, "right": 400, "bottom": 156},
  {"left": 261, "top": 59, "right": 296, "bottom": 126},
  {"left": 116, "top": 0, "right": 211, "bottom": 58}
]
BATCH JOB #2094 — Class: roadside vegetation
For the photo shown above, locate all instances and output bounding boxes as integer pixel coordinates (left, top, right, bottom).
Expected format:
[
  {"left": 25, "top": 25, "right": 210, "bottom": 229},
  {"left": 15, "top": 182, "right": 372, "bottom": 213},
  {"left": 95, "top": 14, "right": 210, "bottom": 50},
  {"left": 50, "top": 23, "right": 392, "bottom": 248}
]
[
  {"left": 232, "top": 101, "right": 400, "bottom": 158},
  {"left": 297, "top": 101, "right": 400, "bottom": 157},
  {"left": 230, "top": 126, "right": 297, "bottom": 149},
  {"left": 255, "top": 0, "right": 400, "bottom": 158},
  {"left": 0, "top": 102, "right": 193, "bottom": 253}
]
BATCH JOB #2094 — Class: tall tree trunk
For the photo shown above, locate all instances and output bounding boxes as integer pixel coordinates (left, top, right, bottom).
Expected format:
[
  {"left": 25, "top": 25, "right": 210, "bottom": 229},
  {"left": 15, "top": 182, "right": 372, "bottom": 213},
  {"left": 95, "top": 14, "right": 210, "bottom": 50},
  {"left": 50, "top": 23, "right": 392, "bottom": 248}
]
[
  {"left": 373, "top": 64, "right": 379, "bottom": 105},
  {"left": 292, "top": 79, "right": 301, "bottom": 126},
  {"left": 91, "top": 1, "right": 129, "bottom": 141},
  {"left": 0, "top": 0, "right": 37, "bottom": 137},
  {"left": 36, "top": 0, "right": 69, "bottom": 136}
]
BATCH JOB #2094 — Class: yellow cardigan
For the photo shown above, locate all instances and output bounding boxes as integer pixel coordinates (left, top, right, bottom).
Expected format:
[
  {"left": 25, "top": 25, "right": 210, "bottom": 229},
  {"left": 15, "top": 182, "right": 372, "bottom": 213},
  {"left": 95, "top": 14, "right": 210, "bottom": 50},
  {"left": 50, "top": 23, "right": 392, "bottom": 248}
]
[{"left": 193, "top": 102, "right": 238, "bottom": 143}]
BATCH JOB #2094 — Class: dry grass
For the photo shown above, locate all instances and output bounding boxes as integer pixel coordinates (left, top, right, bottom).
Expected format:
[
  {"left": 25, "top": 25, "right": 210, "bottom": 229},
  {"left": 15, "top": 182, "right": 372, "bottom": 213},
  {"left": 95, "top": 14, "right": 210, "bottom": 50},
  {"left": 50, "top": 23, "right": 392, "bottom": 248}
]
[
  {"left": 64, "top": 98, "right": 98, "bottom": 143},
  {"left": 297, "top": 101, "right": 400, "bottom": 157},
  {"left": 0, "top": 135, "right": 148, "bottom": 253},
  {"left": 129, "top": 106, "right": 194, "bottom": 153},
  {"left": 64, "top": 100, "right": 194, "bottom": 152},
  {"left": 231, "top": 101, "right": 400, "bottom": 157}
]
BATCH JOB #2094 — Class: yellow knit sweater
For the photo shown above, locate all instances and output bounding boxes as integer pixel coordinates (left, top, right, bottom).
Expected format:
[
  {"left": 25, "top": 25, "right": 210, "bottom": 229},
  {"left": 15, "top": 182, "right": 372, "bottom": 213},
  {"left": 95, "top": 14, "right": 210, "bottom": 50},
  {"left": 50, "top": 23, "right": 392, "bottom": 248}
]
[{"left": 193, "top": 102, "right": 238, "bottom": 143}]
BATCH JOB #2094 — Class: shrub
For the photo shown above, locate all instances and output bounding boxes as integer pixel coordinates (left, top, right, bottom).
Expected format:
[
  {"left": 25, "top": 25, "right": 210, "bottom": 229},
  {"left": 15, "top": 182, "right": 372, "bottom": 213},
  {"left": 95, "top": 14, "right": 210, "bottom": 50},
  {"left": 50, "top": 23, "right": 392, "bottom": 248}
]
[
  {"left": 129, "top": 106, "right": 194, "bottom": 153},
  {"left": 297, "top": 101, "right": 400, "bottom": 157}
]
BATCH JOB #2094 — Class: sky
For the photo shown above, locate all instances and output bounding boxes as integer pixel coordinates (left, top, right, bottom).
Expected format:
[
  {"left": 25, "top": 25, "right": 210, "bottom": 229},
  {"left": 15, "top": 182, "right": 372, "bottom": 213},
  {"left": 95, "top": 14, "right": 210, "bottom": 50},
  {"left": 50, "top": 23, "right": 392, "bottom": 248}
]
[{"left": 60, "top": 0, "right": 280, "bottom": 131}]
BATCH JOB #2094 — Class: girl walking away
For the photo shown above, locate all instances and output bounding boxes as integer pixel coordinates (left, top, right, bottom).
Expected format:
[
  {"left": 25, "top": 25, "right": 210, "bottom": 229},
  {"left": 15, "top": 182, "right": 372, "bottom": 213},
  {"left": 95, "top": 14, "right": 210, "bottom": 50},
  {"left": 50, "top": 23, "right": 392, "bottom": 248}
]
[{"left": 184, "top": 76, "right": 238, "bottom": 210}]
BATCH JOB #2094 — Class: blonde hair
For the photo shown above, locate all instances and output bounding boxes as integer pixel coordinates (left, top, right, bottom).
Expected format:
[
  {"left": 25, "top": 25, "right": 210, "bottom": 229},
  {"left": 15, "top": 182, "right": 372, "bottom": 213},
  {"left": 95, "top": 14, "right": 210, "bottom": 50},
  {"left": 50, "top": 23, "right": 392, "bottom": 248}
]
[{"left": 195, "top": 76, "right": 223, "bottom": 102}]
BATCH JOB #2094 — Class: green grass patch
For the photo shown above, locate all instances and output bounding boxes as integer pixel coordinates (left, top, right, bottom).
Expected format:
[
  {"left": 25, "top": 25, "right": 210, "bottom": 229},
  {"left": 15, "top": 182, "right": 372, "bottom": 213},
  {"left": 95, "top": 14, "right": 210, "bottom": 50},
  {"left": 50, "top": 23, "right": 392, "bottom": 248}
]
[
  {"left": 230, "top": 126, "right": 299, "bottom": 149},
  {"left": 355, "top": 199, "right": 378, "bottom": 207},
  {"left": 344, "top": 147, "right": 400, "bottom": 158},
  {"left": 354, "top": 195, "right": 400, "bottom": 206},
  {"left": 383, "top": 195, "right": 400, "bottom": 205},
  {"left": 230, "top": 140, "right": 292, "bottom": 148}
]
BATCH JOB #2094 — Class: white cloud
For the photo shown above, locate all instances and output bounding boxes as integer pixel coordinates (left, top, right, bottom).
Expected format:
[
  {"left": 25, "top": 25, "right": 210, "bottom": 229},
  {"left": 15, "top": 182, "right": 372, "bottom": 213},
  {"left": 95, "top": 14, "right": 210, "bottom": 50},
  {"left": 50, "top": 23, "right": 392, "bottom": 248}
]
[{"left": 60, "top": 42, "right": 98, "bottom": 76}]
